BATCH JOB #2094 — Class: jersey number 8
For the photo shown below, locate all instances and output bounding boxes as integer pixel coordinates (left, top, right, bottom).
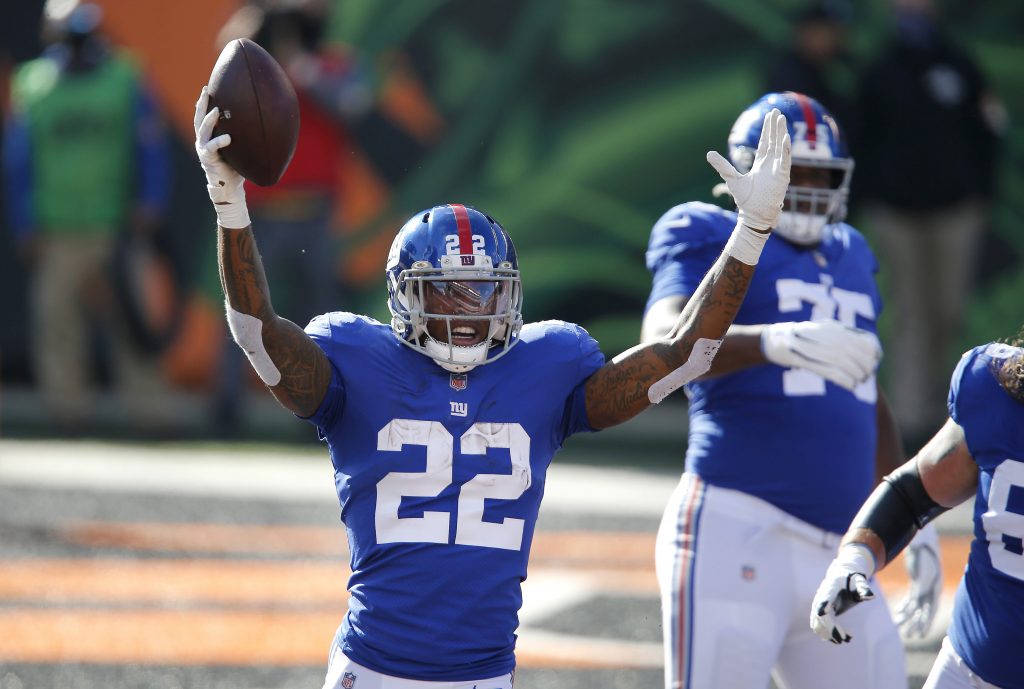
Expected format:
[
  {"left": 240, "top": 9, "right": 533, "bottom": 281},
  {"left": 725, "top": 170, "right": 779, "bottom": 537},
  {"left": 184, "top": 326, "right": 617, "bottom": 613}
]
[{"left": 982, "top": 458, "right": 1024, "bottom": 581}]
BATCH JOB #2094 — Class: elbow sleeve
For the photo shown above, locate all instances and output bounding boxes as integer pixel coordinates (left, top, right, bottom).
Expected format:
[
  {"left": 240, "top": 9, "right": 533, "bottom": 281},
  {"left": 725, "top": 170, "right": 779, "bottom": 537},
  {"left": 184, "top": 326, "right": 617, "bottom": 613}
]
[{"left": 850, "top": 461, "right": 949, "bottom": 565}]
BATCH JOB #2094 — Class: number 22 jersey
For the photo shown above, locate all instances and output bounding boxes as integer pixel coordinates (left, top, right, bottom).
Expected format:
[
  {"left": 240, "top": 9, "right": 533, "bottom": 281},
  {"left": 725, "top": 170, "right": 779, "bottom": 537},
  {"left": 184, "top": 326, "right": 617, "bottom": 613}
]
[
  {"left": 947, "top": 343, "right": 1024, "bottom": 689},
  {"left": 303, "top": 312, "right": 605, "bottom": 681}
]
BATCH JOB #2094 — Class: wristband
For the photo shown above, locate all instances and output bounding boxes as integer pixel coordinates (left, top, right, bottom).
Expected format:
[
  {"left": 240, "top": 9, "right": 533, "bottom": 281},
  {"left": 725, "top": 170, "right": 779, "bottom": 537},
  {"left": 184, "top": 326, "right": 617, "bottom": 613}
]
[
  {"left": 836, "top": 543, "right": 877, "bottom": 579},
  {"left": 724, "top": 223, "right": 769, "bottom": 265},
  {"left": 208, "top": 184, "right": 251, "bottom": 229}
]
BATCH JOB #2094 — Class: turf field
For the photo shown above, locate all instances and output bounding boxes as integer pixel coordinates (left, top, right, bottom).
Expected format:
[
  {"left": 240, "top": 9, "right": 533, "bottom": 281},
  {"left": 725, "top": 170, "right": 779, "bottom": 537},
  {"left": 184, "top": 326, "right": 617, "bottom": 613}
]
[{"left": 0, "top": 439, "right": 969, "bottom": 689}]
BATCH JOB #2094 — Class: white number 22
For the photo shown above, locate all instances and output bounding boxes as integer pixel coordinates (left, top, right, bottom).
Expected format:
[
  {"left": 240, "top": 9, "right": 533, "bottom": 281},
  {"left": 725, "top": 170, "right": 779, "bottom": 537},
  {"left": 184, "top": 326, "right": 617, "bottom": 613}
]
[{"left": 374, "top": 419, "right": 532, "bottom": 551}]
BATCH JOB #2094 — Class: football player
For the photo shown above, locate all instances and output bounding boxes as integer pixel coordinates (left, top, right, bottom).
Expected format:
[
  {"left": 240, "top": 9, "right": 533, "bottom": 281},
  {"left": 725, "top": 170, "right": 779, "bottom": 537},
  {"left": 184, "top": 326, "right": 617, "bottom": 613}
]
[
  {"left": 812, "top": 341, "right": 1024, "bottom": 689},
  {"left": 194, "top": 86, "right": 790, "bottom": 689},
  {"left": 641, "top": 91, "right": 941, "bottom": 689}
]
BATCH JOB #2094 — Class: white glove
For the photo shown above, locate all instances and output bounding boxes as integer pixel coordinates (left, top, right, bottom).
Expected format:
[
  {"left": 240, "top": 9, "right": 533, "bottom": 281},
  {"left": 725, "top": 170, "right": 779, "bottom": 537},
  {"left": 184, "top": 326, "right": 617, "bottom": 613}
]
[
  {"left": 810, "top": 543, "right": 876, "bottom": 644},
  {"left": 193, "top": 86, "right": 250, "bottom": 229},
  {"left": 707, "top": 108, "right": 791, "bottom": 232},
  {"left": 762, "top": 319, "right": 881, "bottom": 391},
  {"left": 894, "top": 522, "right": 942, "bottom": 639}
]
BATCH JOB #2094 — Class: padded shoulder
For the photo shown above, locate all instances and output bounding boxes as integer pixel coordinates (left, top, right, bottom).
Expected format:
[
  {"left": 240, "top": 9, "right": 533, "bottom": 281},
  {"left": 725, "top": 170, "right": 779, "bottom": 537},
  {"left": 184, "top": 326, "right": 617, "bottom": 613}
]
[
  {"left": 646, "top": 202, "right": 736, "bottom": 272},
  {"left": 305, "top": 312, "right": 394, "bottom": 354}
]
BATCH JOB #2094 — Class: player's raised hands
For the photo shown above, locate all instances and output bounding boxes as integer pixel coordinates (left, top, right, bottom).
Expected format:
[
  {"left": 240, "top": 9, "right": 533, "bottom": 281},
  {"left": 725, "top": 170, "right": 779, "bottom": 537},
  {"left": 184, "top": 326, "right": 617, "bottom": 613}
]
[
  {"left": 194, "top": 86, "right": 249, "bottom": 229},
  {"left": 762, "top": 319, "right": 881, "bottom": 391},
  {"left": 810, "top": 544, "right": 877, "bottom": 644},
  {"left": 707, "top": 108, "right": 791, "bottom": 232}
]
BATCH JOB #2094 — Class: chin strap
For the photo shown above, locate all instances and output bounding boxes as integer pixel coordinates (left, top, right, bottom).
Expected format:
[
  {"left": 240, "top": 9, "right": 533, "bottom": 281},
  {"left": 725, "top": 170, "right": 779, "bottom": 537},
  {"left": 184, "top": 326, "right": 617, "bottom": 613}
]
[{"left": 423, "top": 337, "right": 489, "bottom": 372}]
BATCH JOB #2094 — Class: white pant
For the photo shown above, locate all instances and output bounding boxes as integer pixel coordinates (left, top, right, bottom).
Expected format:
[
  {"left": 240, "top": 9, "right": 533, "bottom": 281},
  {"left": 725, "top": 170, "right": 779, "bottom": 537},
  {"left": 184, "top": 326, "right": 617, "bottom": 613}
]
[
  {"left": 322, "top": 641, "right": 514, "bottom": 689},
  {"left": 923, "top": 637, "right": 1006, "bottom": 689},
  {"left": 655, "top": 474, "right": 906, "bottom": 689}
]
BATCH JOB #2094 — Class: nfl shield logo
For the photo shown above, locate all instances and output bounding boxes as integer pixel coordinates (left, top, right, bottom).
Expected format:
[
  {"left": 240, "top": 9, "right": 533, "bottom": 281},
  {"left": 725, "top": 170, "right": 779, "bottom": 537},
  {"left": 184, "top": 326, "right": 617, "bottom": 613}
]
[
  {"left": 341, "top": 672, "right": 357, "bottom": 689},
  {"left": 450, "top": 373, "right": 468, "bottom": 391}
]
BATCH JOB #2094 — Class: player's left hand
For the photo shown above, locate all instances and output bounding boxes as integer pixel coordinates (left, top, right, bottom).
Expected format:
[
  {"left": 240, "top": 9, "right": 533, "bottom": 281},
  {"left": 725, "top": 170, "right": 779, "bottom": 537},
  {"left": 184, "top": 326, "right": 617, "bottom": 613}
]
[
  {"left": 194, "top": 86, "right": 250, "bottom": 229},
  {"left": 761, "top": 319, "right": 881, "bottom": 391},
  {"left": 894, "top": 523, "right": 942, "bottom": 639},
  {"left": 810, "top": 543, "right": 876, "bottom": 644},
  {"left": 706, "top": 108, "right": 791, "bottom": 232}
]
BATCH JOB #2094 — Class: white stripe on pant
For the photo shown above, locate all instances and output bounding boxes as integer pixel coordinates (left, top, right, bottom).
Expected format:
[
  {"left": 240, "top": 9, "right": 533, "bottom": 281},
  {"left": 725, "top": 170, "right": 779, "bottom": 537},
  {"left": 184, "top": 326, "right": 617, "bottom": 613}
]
[{"left": 655, "top": 475, "right": 906, "bottom": 689}]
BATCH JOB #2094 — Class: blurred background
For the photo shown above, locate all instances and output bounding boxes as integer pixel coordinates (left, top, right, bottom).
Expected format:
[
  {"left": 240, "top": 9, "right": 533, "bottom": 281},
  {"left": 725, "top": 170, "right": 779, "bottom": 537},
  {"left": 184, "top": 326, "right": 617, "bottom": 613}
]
[
  {"left": 0, "top": 2, "right": 1019, "bottom": 688},
  {"left": 0, "top": 0, "right": 1020, "bottom": 447}
]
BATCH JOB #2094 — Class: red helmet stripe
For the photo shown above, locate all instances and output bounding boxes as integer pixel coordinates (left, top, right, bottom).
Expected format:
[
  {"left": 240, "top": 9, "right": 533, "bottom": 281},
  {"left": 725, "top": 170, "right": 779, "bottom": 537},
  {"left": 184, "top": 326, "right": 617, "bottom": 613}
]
[
  {"left": 450, "top": 203, "right": 473, "bottom": 255},
  {"left": 790, "top": 91, "right": 817, "bottom": 147}
]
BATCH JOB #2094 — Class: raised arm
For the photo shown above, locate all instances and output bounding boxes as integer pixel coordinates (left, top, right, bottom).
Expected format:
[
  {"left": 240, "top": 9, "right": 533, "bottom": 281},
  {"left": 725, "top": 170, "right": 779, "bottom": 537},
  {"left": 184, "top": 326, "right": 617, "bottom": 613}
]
[
  {"left": 585, "top": 109, "right": 791, "bottom": 429},
  {"left": 641, "top": 301, "right": 881, "bottom": 387},
  {"left": 195, "top": 87, "right": 331, "bottom": 418}
]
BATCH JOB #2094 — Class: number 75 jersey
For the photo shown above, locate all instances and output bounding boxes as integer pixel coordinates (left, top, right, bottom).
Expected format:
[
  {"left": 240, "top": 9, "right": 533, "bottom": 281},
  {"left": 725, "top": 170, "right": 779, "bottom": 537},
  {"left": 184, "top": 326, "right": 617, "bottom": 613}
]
[
  {"left": 303, "top": 312, "right": 605, "bottom": 681},
  {"left": 645, "top": 202, "right": 883, "bottom": 534},
  {"left": 947, "top": 343, "right": 1024, "bottom": 689}
]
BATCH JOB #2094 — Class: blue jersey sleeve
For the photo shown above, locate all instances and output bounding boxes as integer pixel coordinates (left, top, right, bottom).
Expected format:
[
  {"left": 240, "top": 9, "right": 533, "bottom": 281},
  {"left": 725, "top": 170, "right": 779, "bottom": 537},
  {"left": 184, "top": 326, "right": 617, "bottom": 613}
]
[
  {"left": 645, "top": 202, "right": 733, "bottom": 313},
  {"left": 561, "top": 326, "right": 606, "bottom": 439},
  {"left": 948, "top": 343, "right": 1019, "bottom": 458},
  {"left": 947, "top": 347, "right": 976, "bottom": 426},
  {"left": 302, "top": 313, "right": 347, "bottom": 429}
]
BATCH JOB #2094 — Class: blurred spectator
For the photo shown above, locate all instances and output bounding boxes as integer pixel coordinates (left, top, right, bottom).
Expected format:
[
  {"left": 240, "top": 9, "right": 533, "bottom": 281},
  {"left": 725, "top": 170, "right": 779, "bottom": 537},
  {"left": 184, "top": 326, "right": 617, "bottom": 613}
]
[
  {"left": 856, "top": 0, "right": 1006, "bottom": 447},
  {"left": 3, "top": 0, "right": 172, "bottom": 432},
  {"left": 763, "top": 1, "right": 857, "bottom": 141},
  {"left": 213, "top": 0, "right": 373, "bottom": 435}
]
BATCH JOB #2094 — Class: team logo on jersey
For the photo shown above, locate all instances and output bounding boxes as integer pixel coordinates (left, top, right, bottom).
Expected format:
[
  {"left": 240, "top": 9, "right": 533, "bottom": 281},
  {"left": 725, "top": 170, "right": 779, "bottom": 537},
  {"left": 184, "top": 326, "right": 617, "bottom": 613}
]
[
  {"left": 450, "top": 401, "right": 468, "bottom": 417},
  {"left": 341, "top": 672, "right": 357, "bottom": 689},
  {"left": 450, "top": 373, "right": 468, "bottom": 391},
  {"left": 741, "top": 565, "right": 756, "bottom": 581}
]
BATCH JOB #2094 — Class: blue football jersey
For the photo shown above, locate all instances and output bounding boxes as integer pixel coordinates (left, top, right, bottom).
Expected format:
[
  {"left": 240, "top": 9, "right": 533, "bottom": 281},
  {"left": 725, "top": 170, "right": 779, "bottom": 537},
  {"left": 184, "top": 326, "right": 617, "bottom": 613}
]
[
  {"left": 947, "top": 343, "right": 1024, "bottom": 689},
  {"left": 303, "top": 313, "right": 605, "bottom": 681},
  {"left": 646, "top": 202, "right": 883, "bottom": 533}
]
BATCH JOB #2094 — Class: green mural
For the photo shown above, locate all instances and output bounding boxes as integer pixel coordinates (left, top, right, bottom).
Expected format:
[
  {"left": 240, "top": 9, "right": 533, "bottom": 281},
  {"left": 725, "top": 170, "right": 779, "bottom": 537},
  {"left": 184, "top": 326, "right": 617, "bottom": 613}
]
[{"left": 328, "top": 0, "right": 1023, "bottom": 361}]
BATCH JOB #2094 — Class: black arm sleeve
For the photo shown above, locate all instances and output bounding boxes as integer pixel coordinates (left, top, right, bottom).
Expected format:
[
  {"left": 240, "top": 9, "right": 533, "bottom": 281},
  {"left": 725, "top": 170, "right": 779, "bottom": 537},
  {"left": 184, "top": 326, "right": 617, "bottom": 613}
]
[{"left": 850, "top": 461, "right": 949, "bottom": 565}]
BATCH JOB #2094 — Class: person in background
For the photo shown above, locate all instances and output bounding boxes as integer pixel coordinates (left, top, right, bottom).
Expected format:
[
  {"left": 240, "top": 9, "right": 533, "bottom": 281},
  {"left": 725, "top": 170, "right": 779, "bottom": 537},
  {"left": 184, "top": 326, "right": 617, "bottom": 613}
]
[
  {"left": 642, "top": 91, "right": 940, "bottom": 689},
  {"left": 812, "top": 339, "right": 1024, "bottom": 689},
  {"left": 856, "top": 0, "right": 1006, "bottom": 449},
  {"left": 213, "top": 0, "right": 373, "bottom": 434},
  {"left": 3, "top": 0, "right": 170, "bottom": 432},
  {"left": 763, "top": 1, "right": 857, "bottom": 145}
]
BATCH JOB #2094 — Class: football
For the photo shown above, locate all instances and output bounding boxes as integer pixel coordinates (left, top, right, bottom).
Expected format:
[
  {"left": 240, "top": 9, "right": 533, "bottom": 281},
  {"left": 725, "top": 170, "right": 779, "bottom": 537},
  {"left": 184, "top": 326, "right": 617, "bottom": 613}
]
[{"left": 206, "top": 38, "right": 299, "bottom": 186}]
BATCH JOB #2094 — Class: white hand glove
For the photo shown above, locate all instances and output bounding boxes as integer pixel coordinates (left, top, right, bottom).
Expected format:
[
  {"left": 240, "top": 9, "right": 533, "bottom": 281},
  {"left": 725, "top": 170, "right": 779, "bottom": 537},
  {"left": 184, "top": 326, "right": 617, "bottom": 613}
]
[
  {"left": 193, "top": 86, "right": 250, "bottom": 229},
  {"left": 762, "top": 319, "right": 881, "bottom": 391},
  {"left": 894, "top": 523, "right": 942, "bottom": 640},
  {"left": 707, "top": 108, "right": 791, "bottom": 232},
  {"left": 810, "top": 543, "right": 876, "bottom": 644}
]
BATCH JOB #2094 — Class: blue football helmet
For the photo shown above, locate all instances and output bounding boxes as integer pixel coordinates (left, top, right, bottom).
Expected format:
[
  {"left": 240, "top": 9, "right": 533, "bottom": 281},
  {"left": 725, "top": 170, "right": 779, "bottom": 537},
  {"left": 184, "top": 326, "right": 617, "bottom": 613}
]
[
  {"left": 726, "top": 91, "right": 854, "bottom": 245},
  {"left": 386, "top": 204, "right": 523, "bottom": 372}
]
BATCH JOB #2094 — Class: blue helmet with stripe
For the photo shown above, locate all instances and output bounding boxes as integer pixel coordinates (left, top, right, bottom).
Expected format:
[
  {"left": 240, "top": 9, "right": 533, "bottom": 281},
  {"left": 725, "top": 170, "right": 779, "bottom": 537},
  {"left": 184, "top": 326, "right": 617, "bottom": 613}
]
[
  {"left": 727, "top": 91, "right": 854, "bottom": 245},
  {"left": 385, "top": 204, "right": 523, "bottom": 372}
]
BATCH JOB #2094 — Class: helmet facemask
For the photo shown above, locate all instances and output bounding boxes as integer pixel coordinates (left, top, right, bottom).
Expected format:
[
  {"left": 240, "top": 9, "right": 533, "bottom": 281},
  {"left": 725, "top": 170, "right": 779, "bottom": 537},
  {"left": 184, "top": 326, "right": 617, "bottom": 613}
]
[
  {"left": 725, "top": 92, "right": 854, "bottom": 247},
  {"left": 776, "top": 155, "right": 854, "bottom": 245},
  {"left": 388, "top": 255, "right": 523, "bottom": 372}
]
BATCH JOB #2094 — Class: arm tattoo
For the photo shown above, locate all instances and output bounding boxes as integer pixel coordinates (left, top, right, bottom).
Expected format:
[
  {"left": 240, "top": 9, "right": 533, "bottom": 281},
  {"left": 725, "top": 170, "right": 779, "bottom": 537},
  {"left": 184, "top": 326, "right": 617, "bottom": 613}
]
[
  {"left": 586, "top": 254, "right": 755, "bottom": 429},
  {"left": 218, "top": 227, "right": 331, "bottom": 417}
]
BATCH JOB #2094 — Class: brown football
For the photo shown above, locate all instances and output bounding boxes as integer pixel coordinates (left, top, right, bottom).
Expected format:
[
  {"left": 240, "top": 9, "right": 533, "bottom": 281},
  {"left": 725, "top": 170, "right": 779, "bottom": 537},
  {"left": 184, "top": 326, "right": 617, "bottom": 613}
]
[{"left": 206, "top": 38, "right": 299, "bottom": 186}]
